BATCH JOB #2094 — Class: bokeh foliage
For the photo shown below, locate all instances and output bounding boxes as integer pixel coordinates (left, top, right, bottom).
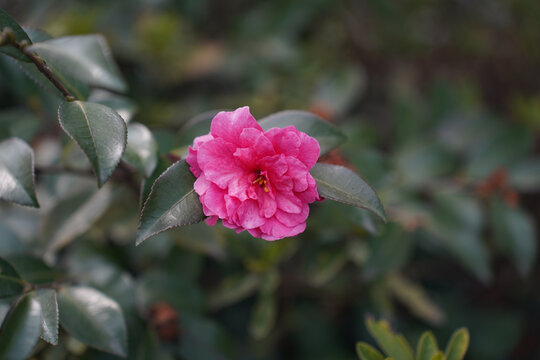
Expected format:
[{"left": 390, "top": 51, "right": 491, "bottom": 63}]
[{"left": 1, "top": 0, "right": 540, "bottom": 359}]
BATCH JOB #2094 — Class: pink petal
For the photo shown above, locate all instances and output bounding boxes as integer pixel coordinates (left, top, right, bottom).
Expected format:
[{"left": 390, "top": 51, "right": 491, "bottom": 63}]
[
  {"left": 240, "top": 128, "right": 275, "bottom": 158},
  {"left": 265, "top": 126, "right": 301, "bottom": 157},
  {"left": 236, "top": 199, "right": 266, "bottom": 229},
  {"left": 198, "top": 138, "right": 246, "bottom": 189},
  {"left": 210, "top": 107, "right": 262, "bottom": 145},
  {"left": 297, "top": 131, "right": 320, "bottom": 168},
  {"left": 275, "top": 191, "right": 302, "bottom": 214},
  {"left": 260, "top": 217, "right": 306, "bottom": 240}
]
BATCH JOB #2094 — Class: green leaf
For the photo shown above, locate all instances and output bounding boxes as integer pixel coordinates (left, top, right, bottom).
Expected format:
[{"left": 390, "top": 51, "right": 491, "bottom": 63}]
[
  {"left": 417, "top": 331, "right": 439, "bottom": 360},
  {"left": 58, "top": 101, "right": 127, "bottom": 187},
  {"left": 0, "top": 137, "right": 38, "bottom": 207},
  {"left": 57, "top": 285, "right": 127, "bottom": 357},
  {"left": 248, "top": 293, "right": 276, "bottom": 340},
  {"left": 428, "top": 352, "right": 445, "bottom": 360},
  {"left": 259, "top": 110, "right": 346, "bottom": 155},
  {"left": 28, "top": 35, "right": 127, "bottom": 92},
  {"left": 140, "top": 157, "right": 171, "bottom": 206},
  {"left": 43, "top": 185, "right": 112, "bottom": 258},
  {"left": 137, "top": 160, "right": 205, "bottom": 245},
  {"left": 123, "top": 123, "right": 158, "bottom": 177},
  {"left": 309, "top": 247, "right": 348, "bottom": 287},
  {"left": 310, "top": 163, "right": 386, "bottom": 221},
  {"left": 0, "top": 8, "right": 32, "bottom": 62},
  {"left": 0, "top": 294, "right": 42, "bottom": 360},
  {"left": 33, "top": 288, "right": 58, "bottom": 345},
  {"left": 489, "top": 199, "right": 536, "bottom": 276},
  {"left": 444, "top": 328, "right": 469, "bottom": 360},
  {"left": 356, "top": 342, "right": 385, "bottom": 360},
  {"left": 0, "top": 257, "right": 25, "bottom": 299},
  {"left": 6, "top": 256, "right": 56, "bottom": 284},
  {"left": 178, "top": 110, "right": 220, "bottom": 146},
  {"left": 366, "top": 317, "right": 414, "bottom": 360}
]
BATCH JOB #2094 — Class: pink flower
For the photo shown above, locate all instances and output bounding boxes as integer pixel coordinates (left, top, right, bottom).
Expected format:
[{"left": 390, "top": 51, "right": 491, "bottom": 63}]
[{"left": 186, "top": 106, "right": 320, "bottom": 240}]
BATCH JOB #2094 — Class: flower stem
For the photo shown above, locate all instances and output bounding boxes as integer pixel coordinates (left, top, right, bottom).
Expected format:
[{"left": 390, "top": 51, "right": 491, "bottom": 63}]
[{"left": 0, "top": 27, "right": 75, "bottom": 101}]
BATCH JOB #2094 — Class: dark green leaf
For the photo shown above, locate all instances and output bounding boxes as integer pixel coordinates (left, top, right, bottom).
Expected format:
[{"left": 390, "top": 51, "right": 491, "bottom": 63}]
[
  {"left": 58, "top": 101, "right": 127, "bottom": 187},
  {"left": 0, "top": 257, "right": 25, "bottom": 299},
  {"left": 140, "top": 157, "right": 172, "bottom": 207},
  {"left": 123, "top": 123, "right": 158, "bottom": 177},
  {"left": 489, "top": 199, "right": 536, "bottom": 276},
  {"left": 0, "top": 294, "right": 42, "bottom": 360},
  {"left": 0, "top": 8, "right": 31, "bottom": 62},
  {"left": 57, "top": 285, "right": 127, "bottom": 357},
  {"left": 137, "top": 160, "right": 205, "bottom": 245},
  {"left": 310, "top": 163, "right": 386, "bottom": 222},
  {"left": 0, "top": 137, "right": 38, "bottom": 207},
  {"left": 366, "top": 317, "right": 414, "bottom": 360},
  {"left": 444, "top": 328, "right": 469, "bottom": 360},
  {"left": 416, "top": 331, "right": 439, "bottom": 360},
  {"left": 356, "top": 342, "right": 385, "bottom": 360},
  {"left": 6, "top": 256, "right": 56, "bottom": 284},
  {"left": 33, "top": 288, "right": 58, "bottom": 345},
  {"left": 259, "top": 110, "right": 346, "bottom": 155},
  {"left": 28, "top": 35, "right": 127, "bottom": 92}
]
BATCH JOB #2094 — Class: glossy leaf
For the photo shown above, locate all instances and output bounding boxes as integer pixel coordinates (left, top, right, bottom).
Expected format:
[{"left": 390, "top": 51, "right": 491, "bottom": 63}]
[
  {"left": 366, "top": 317, "right": 414, "bottom": 360},
  {"left": 33, "top": 288, "right": 58, "bottom": 345},
  {"left": 140, "top": 156, "right": 172, "bottom": 206},
  {"left": 28, "top": 35, "right": 127, "bottom": 92},
  {"left": 0, "top": 137, "right": 38, "bottom": 207},
  {"left": 310, "top": 163, "right": 386, "bottom": 221},
  {"left": 137, "top": 160, "right": 205, "bottom": 245},
  {"left": 123, "top": 123, "right": 158, "bottom": 177},
  {"left": 356, "top": 342, "right": 385, "bottom": 360},
  {"left": 444, "top": 328, "right": 469, "bottom": 360},
  {"left": 0, "top": 257, "right": 25, "bottom": 299},
  {"left": 43, "top": 185, "right": 112, "bottom": 258},
  {"left": 57, "top": 285, "right": 127, "bottom": 357},
  {"left": 58, "top": 101, "right": 127, "bottom": 187},
  {"left": 259, "top": 110, "right": 346, "bottom": 155},
  {"left": 0, "top": 294, "right": 42, "bottom": 360},
  {"left": 0, "top": 8, "right": 31, "bottom": 62},
  {"left": 489, "top": 199, "right": 536, "bottom": 276},
  {"left": 417, "top": 331, "right": 439, "bottom": 360}
]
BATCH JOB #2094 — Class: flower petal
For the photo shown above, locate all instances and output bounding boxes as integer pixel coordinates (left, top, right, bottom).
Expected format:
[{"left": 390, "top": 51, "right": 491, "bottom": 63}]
[{"left": 210, "top": 106, "right": 262, "bottom": 145}]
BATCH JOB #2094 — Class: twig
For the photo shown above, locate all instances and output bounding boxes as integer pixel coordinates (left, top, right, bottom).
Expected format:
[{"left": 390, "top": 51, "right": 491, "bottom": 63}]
[{"left": 0, "top": 27, "right": 75, "bottom": 101}]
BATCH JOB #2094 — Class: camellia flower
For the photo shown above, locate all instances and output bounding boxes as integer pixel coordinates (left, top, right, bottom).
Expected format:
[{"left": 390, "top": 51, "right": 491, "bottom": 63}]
[{"left": 186, "top": 106, "right": 320, "bottom": 240}]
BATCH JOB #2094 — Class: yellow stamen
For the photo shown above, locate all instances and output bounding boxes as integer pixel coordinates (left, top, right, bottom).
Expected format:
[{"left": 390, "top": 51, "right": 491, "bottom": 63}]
[{"left": 264, "top": 186, "right": 269, "bottom": 192}]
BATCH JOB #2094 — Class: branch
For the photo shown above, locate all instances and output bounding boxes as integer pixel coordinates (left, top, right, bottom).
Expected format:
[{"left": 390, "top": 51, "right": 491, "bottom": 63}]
[{"left": 0, "top": 27, "right": 75, "bottom": 101}]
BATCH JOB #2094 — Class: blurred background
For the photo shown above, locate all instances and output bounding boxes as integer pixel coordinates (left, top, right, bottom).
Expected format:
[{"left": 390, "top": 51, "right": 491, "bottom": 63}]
[{"left": 1, "top": 0, "right": 540, "bottom": 359}]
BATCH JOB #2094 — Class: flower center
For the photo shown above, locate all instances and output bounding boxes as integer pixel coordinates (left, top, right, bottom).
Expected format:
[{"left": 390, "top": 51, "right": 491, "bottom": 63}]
[{"left": 253, "top": 173, "right": 269, "bottom": 193}]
